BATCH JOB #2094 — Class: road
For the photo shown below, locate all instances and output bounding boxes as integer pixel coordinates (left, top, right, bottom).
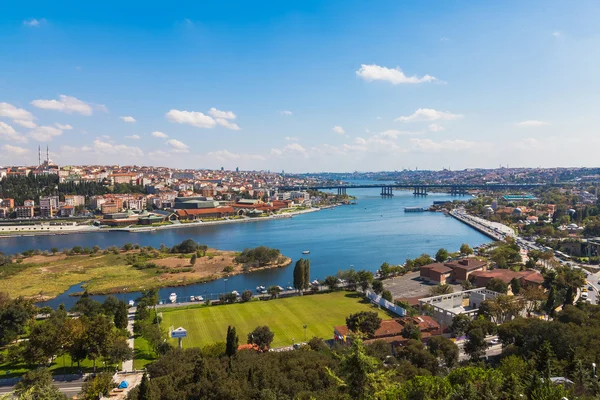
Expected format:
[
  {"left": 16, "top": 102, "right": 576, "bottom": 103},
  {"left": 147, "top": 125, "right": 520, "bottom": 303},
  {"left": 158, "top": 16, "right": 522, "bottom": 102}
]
[
  {"left": 0, "top": 378, "right": 85, "bottom": 399},
  {"left": 121, "top": 309, "right": 136, "bottom": 372}
]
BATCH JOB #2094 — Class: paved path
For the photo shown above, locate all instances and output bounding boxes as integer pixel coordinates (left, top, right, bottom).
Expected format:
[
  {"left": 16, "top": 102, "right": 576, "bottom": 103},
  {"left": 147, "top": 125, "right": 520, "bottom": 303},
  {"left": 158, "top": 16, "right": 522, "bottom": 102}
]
[{"left": 121, "top": 309, "right": 135, "bottom": 372}]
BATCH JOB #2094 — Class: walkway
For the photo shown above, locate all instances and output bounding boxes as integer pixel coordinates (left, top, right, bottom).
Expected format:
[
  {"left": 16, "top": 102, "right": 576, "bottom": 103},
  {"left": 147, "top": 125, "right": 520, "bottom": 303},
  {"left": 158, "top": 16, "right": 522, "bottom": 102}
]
[{"left": 121, "top": 309, "right": 135, "bottom": 371}]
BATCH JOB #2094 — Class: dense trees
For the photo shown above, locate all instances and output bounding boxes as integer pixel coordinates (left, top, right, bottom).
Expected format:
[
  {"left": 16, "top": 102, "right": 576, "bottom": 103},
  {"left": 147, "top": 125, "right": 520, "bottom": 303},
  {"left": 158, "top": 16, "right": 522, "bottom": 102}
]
[
  {"left": 460, "top": 243, "right": 474, "bottom": 256},
  {"left": 235, "top": 246, "right": 281, "bottom": 267},
  {"left": 435, "top": 248, "right": 449, "bottom": 263},
  {"left": 247, "top": 326, "right": 274, "bottom": 350},
  {"left": 345, "top": 311, "right": 382, "bottom": 338},
  {"left": 293, "top": 258, "right": 311, "bottom": 291},
  {"left": 226, "top": 326, "right": 239, "bottom": 357},
  {"left": 0, "top": 296, "right": 36, "bottom": 345},
  {"left": 486, "top": 277, "right": 509, "bottom": 294}
]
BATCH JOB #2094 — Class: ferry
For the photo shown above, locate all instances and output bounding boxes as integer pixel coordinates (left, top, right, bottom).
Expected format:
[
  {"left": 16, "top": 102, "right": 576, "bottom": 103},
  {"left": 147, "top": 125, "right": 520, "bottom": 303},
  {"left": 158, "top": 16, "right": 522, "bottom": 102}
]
[
  {"left": 302, "top": 250, "right": 310, "bottom": 254},
  {"left": 169, "top": 293, "right": 177, "bottom": 303}
]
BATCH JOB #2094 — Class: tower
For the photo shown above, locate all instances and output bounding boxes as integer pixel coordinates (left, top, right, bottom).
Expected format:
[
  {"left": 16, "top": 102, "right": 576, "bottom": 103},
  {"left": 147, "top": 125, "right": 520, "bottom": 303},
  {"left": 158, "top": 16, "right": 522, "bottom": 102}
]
[
  {"left": 46, "top": 146, "right": 49, "bottom": 163},
  {"left": 38, "top": 146, "right": 41, "bottom": 166}
]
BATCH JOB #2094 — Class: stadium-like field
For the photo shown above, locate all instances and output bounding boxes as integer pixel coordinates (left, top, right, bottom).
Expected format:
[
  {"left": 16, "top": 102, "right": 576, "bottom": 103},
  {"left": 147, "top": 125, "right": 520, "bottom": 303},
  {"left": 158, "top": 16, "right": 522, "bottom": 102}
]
[{"left": 160, "top": 291, "right": 393, "bottom": 349}]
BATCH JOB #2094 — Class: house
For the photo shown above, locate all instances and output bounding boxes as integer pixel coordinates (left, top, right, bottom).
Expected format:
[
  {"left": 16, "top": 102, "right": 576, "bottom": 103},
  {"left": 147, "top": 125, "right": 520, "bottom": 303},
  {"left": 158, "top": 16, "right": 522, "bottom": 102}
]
[
  {"left": 469, "top": 269, "right": 544, "bottom": 290},
  {"left": 15, "top": 206, "right": 34, "bottom": 219},
  {"left": 59, "top": 206, "right": 75, "bottom": 217},
  {"left": 420, "top": 258, "right": 488, "bottom": 284}
]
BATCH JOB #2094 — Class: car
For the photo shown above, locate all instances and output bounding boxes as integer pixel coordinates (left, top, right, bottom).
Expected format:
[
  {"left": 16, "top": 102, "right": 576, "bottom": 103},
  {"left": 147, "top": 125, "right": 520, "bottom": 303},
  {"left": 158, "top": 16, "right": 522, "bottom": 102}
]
[
  {"left": 589, "top": 286, "right": 594, "bottom": 291},
  {"left": 581, "top": 292, "right": 589, "bottom": 300},
  {"left": 489, "top": 338, "right": 501, "bottom": 346}
]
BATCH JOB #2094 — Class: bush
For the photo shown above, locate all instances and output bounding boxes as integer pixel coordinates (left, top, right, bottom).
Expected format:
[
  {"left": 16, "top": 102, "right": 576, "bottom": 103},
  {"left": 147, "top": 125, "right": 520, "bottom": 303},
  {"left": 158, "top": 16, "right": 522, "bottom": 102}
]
[
  {"left": 235, "top": 246, "right": 281, "bottom": 267},
  {"left": 241, "top": 290, "right": 253, "bottom": 302}
]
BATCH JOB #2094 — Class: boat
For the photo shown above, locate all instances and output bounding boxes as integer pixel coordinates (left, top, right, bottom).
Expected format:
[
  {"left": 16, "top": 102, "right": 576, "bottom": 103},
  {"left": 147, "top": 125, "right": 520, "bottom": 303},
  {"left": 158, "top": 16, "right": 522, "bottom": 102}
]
[
  {"left": 169, "top": 293, "right": 177, "bottom": 303},
  {"left": 256, "top": 285, "right": 265, "bottom": 292},
  {"left": 128, "top": 300, "right": 134, "bottom": 307},
  {"left": 231, "top": 290, "right": 239, "bottom": 296},
  {"left": 196, "top": 295, "right": 204, "bottom": 302},
  {"left": 276, "top": 286, "right": 284, "bottom": 291},
  {"left": 286, "top": 286, "right": 293, "bottom": 291},
  {"left": 311, "top": 279, "right": 320, "bottom": 286},
  {"left": 260, "top": 290, "right": 268, "bottom": 294},
  {"left": 302, "top": 250, "right": 310, "bottom": 254},
  {"left": 190, "top": 296, "right": 195, "bottom": 301}
]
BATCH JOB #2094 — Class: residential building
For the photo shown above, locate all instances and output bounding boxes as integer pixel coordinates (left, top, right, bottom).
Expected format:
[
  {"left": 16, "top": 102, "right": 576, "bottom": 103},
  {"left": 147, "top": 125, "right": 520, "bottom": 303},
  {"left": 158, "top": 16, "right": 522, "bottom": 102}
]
[
  {"left": 59, "top": 206, "right": 75, "bottom": 217},
  {"left": 15, "top": 206, "right": 34, "bottom": 219},
  {"left": 1, "top": 198, "right": 14, "bottom": 209},
  {"left": 39, "top": 196, "right": 59, "bottom": 217},
  {"left": 23, "top": 199, "right": 35, "bottom": 207},
  {"left": 420, "top": 258, "right": 487, "bottom": 284},
  {"left": 101, "top": 202, "right": 120, "bottom": 214},
  {"left": 64, "top": 195, "right": 85, "bottom": 207},
  {"left": 0, "top": 208, "right": 8, "bottom": 218},
  {"left": 470, "top": 269, "right": 544, "bottom": 290}
]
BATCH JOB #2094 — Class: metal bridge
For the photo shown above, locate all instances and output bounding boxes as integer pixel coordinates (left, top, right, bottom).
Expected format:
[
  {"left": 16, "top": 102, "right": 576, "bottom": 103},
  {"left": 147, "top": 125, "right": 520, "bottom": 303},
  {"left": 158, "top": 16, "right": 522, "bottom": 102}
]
[{"left": 277, "top": 183, "right": 547, "bottom": 197}]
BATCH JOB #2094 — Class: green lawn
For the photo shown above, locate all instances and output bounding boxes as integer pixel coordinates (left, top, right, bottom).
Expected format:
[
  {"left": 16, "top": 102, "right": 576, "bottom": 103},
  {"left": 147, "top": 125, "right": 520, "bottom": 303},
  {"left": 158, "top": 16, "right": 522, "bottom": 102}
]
[
  {"left": 133, "top": 336, "right": 155, "bottom": 370},
  {"left": 160, "top": 291, "right": 392, "bottom": 349},
  {"left": 0, "top": 351, "right": 97, "bottom": 379}
]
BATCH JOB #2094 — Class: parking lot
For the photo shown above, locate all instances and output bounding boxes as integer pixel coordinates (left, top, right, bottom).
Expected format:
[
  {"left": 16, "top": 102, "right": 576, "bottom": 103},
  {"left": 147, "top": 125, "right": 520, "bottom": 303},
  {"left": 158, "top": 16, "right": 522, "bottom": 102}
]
[{"left": 383, "top": 271, "right": 462, "bottom": 301}]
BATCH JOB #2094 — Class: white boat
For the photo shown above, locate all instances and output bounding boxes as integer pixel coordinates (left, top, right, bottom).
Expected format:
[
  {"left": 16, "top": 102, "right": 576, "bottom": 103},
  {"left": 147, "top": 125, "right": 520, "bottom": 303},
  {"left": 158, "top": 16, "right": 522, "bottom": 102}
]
[
  {"left": 260, "top": 290, "right": 268, "bottom": 294},
  {"left": 256, "top": 285, "right": 265, "bottom": 292},
  {"left": 311, "top": 280, "right": 320, "bottom": 286},
  {"left": 231, "top": 290, "right": 239, "bottom": 296},
  {"left": 190, "top": 296, "right": 195, "bottom": 301},
  {"left": 276, "top": 286, "right": 284, "bottom": 291},
  {"left": 169, "top": 293, "right": 177, "bottom": 303},
  {"left": 286, "top": 286, "right": 293, "bottom": 291},
  {"left": 196, "top": 295, "right": 204, "bottom": 302},
  {"left": 302, "top": 250, "right": 310, "bottom": 254},
  {"left": 128, "top": 300, "right": 134, "bottom": 307}
]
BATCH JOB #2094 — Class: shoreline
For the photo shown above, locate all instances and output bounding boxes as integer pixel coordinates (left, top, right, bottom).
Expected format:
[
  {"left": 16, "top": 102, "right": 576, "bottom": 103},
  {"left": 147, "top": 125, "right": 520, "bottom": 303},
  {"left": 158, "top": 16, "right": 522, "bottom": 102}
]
[{"left": 0, "top": 207, "right": 322, "bottom": 238}]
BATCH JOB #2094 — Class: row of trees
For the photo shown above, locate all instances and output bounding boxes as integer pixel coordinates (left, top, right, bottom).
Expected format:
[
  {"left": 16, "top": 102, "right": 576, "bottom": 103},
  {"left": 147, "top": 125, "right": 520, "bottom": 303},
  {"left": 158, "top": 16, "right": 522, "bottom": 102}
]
[{"left": 235, "top": 246, "right": 282, "bottom": 267}]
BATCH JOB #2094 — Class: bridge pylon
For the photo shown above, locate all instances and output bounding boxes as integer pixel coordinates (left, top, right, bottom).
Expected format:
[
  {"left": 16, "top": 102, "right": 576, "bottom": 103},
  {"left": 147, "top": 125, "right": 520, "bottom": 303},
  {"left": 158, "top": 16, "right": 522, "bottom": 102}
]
[{"left": 380, "top": 186, "right": 394, "bottom": 197}]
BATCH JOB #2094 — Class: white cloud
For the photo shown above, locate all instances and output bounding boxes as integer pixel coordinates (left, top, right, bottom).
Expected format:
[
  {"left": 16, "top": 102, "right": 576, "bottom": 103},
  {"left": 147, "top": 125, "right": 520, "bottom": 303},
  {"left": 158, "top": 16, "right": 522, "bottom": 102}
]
[
  {"left": 376, "top": 129, "right": 421, "bottom": 139},
  {"left": 429, "top": 124, "right": 445, "bottom": 132},
  {"left": 208, "top": 107, "right": 236, "bottom": 120},
  {"left": 216, "top": 118, "right": 241, "bottom": 130},
  {"left": 166, "top": 109, "right": 216, "bottom": 129},
  {"left": 516, "top": 120, "right": 550, "bottom": 127},
  {"left": 23, "top": 18, "right": 46, "bottom": 27},
  {"left": 29, "top": 125, "right": 63, "bottom": 142},
  {"left": 2, "top": 144, "right": 29, "bottom": 155},
  {"left": 13, "top": 120, "right": 37, "bottom": 129},
  {"left": 356, "top": 64, "right": 438, "bottom": 85},
  {"left": 280, "top": 110, "right": 293, "bottom": 116},
  {"left": 55, "top": 123, "right": 73, "bottom": 130},
  {"left": 333, "top": 126, "right": 345, "bottom": 135},
  {"left": 285, "top": 136, "right": 299, "bottom": 141},
  {"left": 120, "top": 116, "right": 136, "bottom": 123},
  {"left": 0, "top": 102, "right": 34, "bottom": 120},
  {"left": 409, "top": 138, "right": 480, "bottom": 152},
  {"left": 440, "top": 37, "right": 450, "bottom": 42},
  {"left": 395, "top": 108, "right": 463, "bottom": 122},
  {"left": 0, "top": 122, "right": 27, "bottom": 143},
  {"left": 166, "top": 139, "right": 190, "bottom": 153},
  {"left": 92, "top": 139, "right": 143, "bottom": 157},
  {"left": 206, "top": 150, "right": 265, "bottom": 161},
  {"left": 31, "top": 95, "right": 94, "bottom": 115},
  {"left": 151, "top": 131, "right": 169, "bottom": 139},
  {"left": 271, "top": 143, "right": 308, "bottom": 158},
  {"left": 125, "top": 134, "right": 141, "bottom": 140},
  {"left": 552, "top": 31, "right": 561, "bottom": 38}
]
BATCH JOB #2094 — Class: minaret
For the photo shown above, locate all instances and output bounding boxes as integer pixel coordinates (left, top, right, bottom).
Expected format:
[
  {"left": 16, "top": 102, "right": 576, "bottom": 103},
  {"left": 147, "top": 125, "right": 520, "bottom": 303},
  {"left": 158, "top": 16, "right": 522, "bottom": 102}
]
[
  {"left": 38, "top": 146, "right": 41, "bottom": 166},
  {"left": 46, "top": 146, "right": 49, "bottom": 163}
]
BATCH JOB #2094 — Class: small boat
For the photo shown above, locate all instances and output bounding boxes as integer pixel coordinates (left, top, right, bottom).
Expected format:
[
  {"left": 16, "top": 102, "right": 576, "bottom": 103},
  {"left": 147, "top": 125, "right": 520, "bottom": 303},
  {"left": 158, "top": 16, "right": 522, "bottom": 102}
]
[
  {"left": 128, "top": 300, "right": 134, "bottom": 307},
  {"left": 196, "top": 295, "right": 204, "bottom": 302},
  {"left": 276, "top": 286, "right": 284, "bottom": 291},
  {"left": 169, "top": 293, "right": 177, "bottom": 303},
  {"left": 302, "top": 250, "right": 310, "bottom": 254},
  {"left": 260, "top": 290, "right": 268, "bottom": 294},
  {"left": 311, "top": 279, "right": 320, "bottom": 286},
  {"left": 286, "top": 286, "right": 293, "bottom": 291},
  {"left": 256, "top": 285, "right": 265, "bottom": 292},
  {"left": 231, "top": 290, "right": 239, "bottom": 296},
  {"left": 190, "top": 296, "right": 195, "bottom": 301}
]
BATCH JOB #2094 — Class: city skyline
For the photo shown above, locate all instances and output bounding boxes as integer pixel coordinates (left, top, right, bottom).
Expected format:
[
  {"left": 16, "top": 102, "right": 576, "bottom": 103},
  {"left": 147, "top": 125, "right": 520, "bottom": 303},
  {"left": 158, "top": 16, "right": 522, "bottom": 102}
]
[{"left": 2, "top": 1, "right": 600, "bottom": 172}]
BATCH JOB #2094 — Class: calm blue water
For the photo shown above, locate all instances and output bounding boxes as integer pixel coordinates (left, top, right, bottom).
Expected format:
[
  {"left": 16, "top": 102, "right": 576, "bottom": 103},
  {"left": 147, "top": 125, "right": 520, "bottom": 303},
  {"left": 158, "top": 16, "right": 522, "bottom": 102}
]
[{"left": 0, "top": 183, "right": 488, "bottom": 308}]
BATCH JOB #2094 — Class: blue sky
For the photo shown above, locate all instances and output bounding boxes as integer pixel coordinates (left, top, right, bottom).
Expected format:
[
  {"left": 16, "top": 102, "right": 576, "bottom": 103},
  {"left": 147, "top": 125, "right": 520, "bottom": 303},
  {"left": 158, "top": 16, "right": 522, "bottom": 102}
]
[{"left": 1, "top": 1, "right": 599, "bottom": 172}]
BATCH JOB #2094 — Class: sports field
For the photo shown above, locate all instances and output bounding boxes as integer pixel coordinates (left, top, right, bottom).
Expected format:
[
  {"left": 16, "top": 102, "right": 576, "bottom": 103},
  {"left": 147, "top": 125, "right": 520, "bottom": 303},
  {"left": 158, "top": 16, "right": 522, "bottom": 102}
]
[{"left": 160, "top": 291, "right": 392, "bottom": 349}]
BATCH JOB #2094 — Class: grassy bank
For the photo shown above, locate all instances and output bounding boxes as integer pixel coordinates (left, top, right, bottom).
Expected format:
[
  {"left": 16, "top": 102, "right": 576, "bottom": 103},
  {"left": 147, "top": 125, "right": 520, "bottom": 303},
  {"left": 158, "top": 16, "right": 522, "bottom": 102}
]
[{"left": 160, "top": 291, "right": 392, "bottom": 349}]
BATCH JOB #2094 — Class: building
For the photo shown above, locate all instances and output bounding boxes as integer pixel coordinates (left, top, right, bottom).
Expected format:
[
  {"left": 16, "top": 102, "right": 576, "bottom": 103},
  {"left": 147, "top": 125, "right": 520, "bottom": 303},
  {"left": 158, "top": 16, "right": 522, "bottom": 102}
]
[
  {"left": 89, "top": 196, "right": 107, "bottom": 210},
  {"left": 175, "top": 206, "right": 235, "bottom": 221},
  {"left": 23, "top": 199, "right": 35, "bottom": 207},
  {"left": 470, "top": 269, "right": 544, "bottom": 290},
  {"left": 14, "top": 206, "right": 34, "bottom": 219},
  {"left": 59, "top": 206, "right": 75, "bottom": 217},
  {"left": 419, "top": 288, "right": 502, "bottom": 328},
  {"left": 110, "top": 173, "right": 138, "bottom": 185},
  {"left": 173, "top": 197, "right": 220, "bottom": 210},
  {"left": 101, "top": 202, "right": 120, "bottom": 214},
  {"left": 420, "top": 258, "right": 487, "bottom": 284},
  {"left": 0, "top": 208, "right": 7, "bottom": 219},
  {"left": 1, "top": 198, "right": 15, "bottom": 209},
  {"left": 64, "top": 195, "right": 85, "bottom": 207},
  {"left": 39, "top": 196, "right": 59, "bottom": 217}
]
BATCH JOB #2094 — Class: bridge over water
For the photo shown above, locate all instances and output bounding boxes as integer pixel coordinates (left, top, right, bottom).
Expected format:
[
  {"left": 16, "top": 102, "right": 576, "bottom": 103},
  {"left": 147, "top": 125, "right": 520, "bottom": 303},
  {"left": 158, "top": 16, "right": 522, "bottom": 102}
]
[{"left": 277, "top": 183, "right": 548, "bottom": 197}]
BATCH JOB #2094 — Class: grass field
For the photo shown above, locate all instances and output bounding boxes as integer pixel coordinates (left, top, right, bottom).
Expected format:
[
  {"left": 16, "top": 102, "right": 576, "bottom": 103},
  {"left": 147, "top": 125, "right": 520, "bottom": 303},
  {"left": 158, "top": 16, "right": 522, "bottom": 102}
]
[{"left": 160, "top": 291, "right": 393, "bottom": 349}]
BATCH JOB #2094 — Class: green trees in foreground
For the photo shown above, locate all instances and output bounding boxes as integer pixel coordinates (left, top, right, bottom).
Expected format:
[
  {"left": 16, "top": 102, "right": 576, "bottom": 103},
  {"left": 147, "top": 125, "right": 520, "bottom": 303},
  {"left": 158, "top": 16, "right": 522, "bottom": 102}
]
[{"left": 293, "top": 258, "right": 311, "bottom": 291}]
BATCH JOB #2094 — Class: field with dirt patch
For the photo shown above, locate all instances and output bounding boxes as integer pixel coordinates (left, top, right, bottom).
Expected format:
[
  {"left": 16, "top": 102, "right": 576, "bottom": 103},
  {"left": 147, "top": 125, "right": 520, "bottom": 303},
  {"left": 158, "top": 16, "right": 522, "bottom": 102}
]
[{"left": 2, "top": 248, "right": 291, "bottom": 300}]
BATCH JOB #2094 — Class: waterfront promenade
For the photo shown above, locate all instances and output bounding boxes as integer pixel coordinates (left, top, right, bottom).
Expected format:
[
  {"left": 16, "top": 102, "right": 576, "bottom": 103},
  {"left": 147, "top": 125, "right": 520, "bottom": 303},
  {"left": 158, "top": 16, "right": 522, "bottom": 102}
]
[{"left": 449, "top": 208, "right": 515, "bottom": 241}]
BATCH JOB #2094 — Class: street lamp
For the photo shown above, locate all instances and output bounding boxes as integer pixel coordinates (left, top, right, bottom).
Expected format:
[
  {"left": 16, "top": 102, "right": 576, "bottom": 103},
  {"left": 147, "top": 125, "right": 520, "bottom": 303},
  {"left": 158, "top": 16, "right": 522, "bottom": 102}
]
[{"left": 303, "top": 324, "right": 307, "bottom": 342}]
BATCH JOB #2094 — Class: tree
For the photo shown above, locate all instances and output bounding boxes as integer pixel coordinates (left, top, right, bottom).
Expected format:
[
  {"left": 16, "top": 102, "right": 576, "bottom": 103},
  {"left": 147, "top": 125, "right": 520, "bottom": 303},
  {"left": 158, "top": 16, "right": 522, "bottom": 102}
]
[
  {"left": 372, "top": 280, "right": 383, "bottom": 295},
  {"left": 72, "top": 291, "right": 102, "bottom": 317},
  {"left": 101, "top": 295, "right": 120, "bottom": 317},
  {"left": 138, "top": 372, "right": 151, "bottom": 400},
  {"left": 401, "top": 321, "right": 422, "bottom": 341},
  {"left": 248, "top": 326, "right": 274, "bottom": 350},
  {"left": 460, "top": 244, "right": 474, "bottom": 256},
  {"left": 379, "top": 262, "right": 391, "bottom": 278},
  {"left": 80, "top": 372, "right": 116, "bottom": 400},
  {"left": 330, "top": 339, "right": 381, "bottom": 400},
  {"left": 429, "top": 284, "right": 454, "bottom": 296},
  {"left": 0, "top": 297, "right": 36, "bottom": 345},
  {"left": 464, "top": 327, "right": 486, "bottom": 361},
  {"left": 267, "top": 285, "right": 282, "bottom": 299},
  {"left": 427, "top": 336, "right": 459, "bottom": 368},
  {"left": 382, "top": 290, "right": 393, "bottom": 302},
  {"left": 106, "top": 334, "right": 134, "bottom": 366},
  {"left": 190, "top": 254, "right": 197, "bottom": 265},
  {"left": 241, "top": 290, "right": 253, "bottom": 302},
  {"left": 226, "top": 326, "right": 238, "bottom": 357},
  {"left": 486, "top": 277, "right": 509, "bottom": 294},
  {"left": 510, "top": 277, "right": 522, "bottom": 295},
  {"left": 435, "top": 248, "right": 449, "bottom": 263},
  {"left": 324, "top": 275, "right": 338, "bottom": 290},
  {"left": 357, "top": 270, "right": 374, "bottom": 292},
  {"left": 114, "top": 300, "right": 129, "bottom": 329},
  {"left": 303, "top": 259, "right": 311, "bottom": 290},
  {"left": 14, "top": 368, "right": 61, "bottom": 398},
  {"left": 83, "top": 314, "right": 113, "bottom": 370},
  {"left": 293, "top": 258, "right": 309, "bottom": 292},
  {"left": 345, "top": 311, "right": 382, "bottom": 338},
  {"left": 171, "top": 239, "right": 199, "bottom": 254}
]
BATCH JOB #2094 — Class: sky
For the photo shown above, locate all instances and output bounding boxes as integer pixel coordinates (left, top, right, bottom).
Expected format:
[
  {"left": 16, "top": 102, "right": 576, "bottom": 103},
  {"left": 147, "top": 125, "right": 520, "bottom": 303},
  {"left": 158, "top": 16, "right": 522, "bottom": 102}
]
[{"left": 1, "top": 0, "right": 600, "bottom": 172}]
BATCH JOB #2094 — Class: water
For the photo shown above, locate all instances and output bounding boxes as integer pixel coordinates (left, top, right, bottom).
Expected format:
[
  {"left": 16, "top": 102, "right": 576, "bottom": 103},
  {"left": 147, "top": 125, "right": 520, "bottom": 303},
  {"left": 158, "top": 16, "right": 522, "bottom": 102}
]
[{"left": 0, "top": 184, "right": 488, "bottom": 308}]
